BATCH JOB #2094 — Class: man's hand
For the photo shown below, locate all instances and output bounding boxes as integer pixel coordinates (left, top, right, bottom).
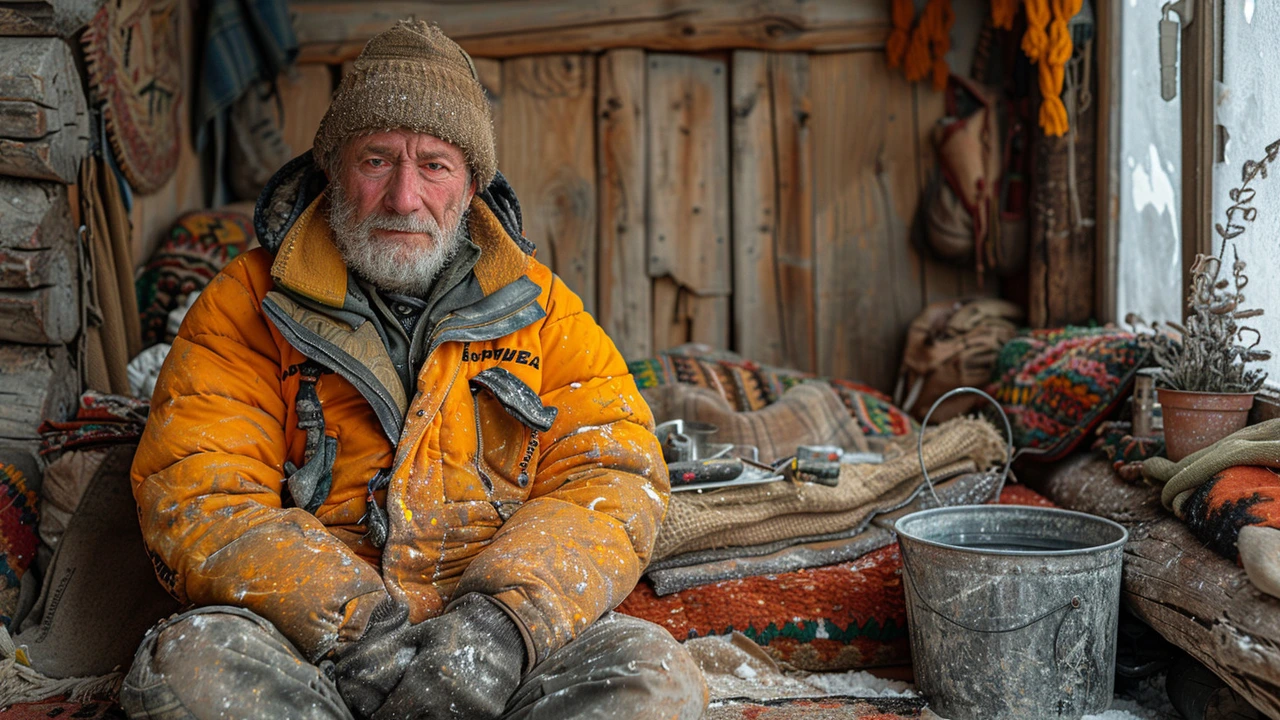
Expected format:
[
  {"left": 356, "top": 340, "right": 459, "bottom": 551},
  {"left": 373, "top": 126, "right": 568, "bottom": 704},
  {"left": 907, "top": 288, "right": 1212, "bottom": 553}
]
[
  {"left": 373, "top": 593, "right": 526, "bottom": 719},
  {"left": 333, "top": 599, "right": 419, "bottom": 718}
]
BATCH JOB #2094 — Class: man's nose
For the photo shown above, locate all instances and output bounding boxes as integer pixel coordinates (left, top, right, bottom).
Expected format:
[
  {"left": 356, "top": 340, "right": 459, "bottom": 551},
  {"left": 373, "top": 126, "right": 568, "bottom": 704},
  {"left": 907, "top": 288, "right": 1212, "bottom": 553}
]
[{"left": 383, "top": 164, "right": 425, "bottom": 216}]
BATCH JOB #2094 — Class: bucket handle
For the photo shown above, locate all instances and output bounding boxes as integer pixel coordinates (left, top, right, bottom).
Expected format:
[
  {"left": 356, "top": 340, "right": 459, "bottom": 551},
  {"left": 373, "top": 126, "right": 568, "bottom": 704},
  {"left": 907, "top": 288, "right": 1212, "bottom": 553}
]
[{"left": 917, "top": 386, "right": 1015, "bottom": 507}]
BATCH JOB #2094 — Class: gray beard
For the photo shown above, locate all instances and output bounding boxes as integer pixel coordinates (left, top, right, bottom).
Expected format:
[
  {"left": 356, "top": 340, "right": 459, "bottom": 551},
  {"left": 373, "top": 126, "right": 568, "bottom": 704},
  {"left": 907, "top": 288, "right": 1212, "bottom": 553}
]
[{"left": 327, "top": 182, "right": 467, "bottom": 297}]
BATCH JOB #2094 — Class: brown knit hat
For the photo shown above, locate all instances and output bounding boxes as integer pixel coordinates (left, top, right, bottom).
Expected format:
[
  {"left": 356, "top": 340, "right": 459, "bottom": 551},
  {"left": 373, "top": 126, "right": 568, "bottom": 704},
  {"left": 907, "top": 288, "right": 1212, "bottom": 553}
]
[{"left": 312, "top": 20, "right": 496, "bottom": 189}]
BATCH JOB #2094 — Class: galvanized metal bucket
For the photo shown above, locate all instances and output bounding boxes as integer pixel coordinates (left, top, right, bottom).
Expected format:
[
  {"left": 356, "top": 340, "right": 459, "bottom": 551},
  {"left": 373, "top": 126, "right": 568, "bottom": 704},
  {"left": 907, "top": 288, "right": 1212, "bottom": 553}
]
[{"left": 895, "top": 388, "right": 1129, "bottom": 720}]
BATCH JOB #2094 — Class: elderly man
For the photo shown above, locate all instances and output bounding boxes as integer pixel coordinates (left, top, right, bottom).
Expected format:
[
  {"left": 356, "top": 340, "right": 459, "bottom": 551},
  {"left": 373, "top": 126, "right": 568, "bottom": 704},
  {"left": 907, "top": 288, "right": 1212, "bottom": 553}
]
[{"left": 122, "top": 20, "right": 706, "bottom": 720}]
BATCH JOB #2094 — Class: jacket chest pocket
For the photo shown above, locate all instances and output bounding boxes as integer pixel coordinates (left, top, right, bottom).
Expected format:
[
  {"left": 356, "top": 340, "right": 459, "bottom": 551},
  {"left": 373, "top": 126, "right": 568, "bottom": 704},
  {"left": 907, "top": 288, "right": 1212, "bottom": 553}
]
[{"left": 470, "top": 367, "right": 558, "bottom": 504}]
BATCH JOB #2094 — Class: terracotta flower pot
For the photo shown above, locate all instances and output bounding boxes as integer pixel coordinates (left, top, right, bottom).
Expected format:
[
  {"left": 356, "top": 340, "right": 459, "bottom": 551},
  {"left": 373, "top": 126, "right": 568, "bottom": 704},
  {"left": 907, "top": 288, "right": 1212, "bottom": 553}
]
[{"left": 1158, "top": 388, "right": 1256, "bottom": 462}]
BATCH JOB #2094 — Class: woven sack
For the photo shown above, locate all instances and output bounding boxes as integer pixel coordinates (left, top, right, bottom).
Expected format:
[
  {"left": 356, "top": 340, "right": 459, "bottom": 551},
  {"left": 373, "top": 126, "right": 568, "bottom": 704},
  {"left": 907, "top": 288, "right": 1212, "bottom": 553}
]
[{"left": 894, "top": 298, "right": 1023, "bottom": 423}]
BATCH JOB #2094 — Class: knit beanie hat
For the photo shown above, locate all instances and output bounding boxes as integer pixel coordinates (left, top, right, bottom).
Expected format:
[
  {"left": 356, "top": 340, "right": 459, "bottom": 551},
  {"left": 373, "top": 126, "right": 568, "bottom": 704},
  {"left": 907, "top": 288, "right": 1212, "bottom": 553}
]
[{"left": 312, "top": 20, "right": 496, "bottom": 189}]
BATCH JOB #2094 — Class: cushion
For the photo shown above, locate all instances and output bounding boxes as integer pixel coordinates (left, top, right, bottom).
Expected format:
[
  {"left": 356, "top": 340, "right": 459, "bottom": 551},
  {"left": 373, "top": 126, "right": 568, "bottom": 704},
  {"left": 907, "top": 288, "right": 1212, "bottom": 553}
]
[
  {"left": 628, "top": 346, "right": 914, "bottom": 441},
  {"left": 620, "top": 485, "right": 1055, "bottom": 671},
  {"left": 0, "top": 464, "right": 39, "bottom": 628},
  {"left": 988, "top": 326, "right": 1148, "bottom": 461},
  {"left": 135, "top": 210, "right": 254, "bottom": 347},
  {"left": 1184, "top": 465, "right": 1280, "bottom": 561}
]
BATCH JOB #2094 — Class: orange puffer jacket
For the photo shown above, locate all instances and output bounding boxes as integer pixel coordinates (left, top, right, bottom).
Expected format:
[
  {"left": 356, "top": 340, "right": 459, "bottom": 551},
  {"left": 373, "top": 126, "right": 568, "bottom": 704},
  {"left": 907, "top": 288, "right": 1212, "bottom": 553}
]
[{"left": 131, "top": 168, "right": 669, "bottom": 665}]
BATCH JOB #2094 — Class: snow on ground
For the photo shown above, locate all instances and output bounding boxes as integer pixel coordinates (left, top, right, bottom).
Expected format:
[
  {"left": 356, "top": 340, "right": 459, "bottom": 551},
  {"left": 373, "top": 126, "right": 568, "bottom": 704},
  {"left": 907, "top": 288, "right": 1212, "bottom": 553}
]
[{"left": 804, "top": 670, "right": 917, "bottom": 698}]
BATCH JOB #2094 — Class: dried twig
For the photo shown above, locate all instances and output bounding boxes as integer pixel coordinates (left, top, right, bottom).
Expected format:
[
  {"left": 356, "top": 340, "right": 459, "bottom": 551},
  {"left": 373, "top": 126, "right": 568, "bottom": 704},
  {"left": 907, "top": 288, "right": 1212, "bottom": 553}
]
[{"left": 1127, "top": 138, "right": 1279, "bottom": 393}]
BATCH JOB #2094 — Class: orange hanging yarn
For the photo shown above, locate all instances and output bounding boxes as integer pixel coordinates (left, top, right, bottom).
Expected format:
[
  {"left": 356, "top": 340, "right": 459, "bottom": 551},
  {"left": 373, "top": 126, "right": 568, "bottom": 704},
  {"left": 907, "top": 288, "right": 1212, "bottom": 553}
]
[
  {"left": 887, "top": 0, "right": 914, "bottom": 69},
  {"left": 1021, "top": 0, "right": 1051, "bottom": 63},
  {"left": 930, "top": 0, "right": 957, "bottom": 90},
  {"left": 1037, "top": 0, "right": 1083, "bottom": 136},
  {"left": 991, "top": 0, "right": 1018, "bottom": 30},
  {"left": 904, "top": 0, "right": 953, "bottom": 85}
]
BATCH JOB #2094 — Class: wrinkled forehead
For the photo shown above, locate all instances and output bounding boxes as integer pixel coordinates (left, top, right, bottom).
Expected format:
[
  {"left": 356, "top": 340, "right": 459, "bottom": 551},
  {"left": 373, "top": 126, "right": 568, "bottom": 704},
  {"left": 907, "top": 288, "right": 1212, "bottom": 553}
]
[{"left": 339, "top": 128, "right": 468, "bottom": 165}]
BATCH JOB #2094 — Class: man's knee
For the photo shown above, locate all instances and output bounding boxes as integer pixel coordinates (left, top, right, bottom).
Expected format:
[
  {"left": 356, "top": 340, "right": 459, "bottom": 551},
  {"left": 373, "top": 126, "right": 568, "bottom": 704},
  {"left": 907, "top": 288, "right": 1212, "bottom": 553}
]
[
  {"left": 122, "top": 606, "right": 347, "bottom": 720},
  {"left": 578, "top": 613, "right": 708, "bottom": 717}
]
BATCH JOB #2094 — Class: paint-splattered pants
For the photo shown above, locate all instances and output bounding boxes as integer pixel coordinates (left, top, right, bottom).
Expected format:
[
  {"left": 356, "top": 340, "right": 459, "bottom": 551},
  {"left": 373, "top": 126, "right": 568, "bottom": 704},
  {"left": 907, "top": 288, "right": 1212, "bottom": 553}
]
[{"left": 121, "top": 605, "right": 707, "bottom": 719}]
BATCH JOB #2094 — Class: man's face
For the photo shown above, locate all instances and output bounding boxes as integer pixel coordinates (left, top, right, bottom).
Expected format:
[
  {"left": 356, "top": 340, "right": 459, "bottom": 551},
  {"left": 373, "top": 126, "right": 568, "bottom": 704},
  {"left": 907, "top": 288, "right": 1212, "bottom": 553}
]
[{"left": 328, "top": 129, "right": 477, "bottom": 296}]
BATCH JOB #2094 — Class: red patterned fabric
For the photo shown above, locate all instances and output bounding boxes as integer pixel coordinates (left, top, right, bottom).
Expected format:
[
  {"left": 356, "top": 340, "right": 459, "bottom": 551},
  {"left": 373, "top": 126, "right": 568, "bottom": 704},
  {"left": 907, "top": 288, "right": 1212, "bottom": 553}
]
[{"left": 619, "top": 486, "right": 1056, "bottom": 671}]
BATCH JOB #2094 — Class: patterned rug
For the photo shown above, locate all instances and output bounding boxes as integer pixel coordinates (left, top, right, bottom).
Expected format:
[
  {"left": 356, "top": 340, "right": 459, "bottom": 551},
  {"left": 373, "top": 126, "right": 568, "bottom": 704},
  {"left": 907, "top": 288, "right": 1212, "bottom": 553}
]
[
  {"left": 705, "top": 696, "right": 929, "bottom": 720},
  {"left": 619, "top": 485, "right": 1056, "bottom": 672},
  {"left": 1184, "top": 465, "right": 1280, "bottom": 560},
  {"left": 0, "top": 464, "right": 38, "bottom": 629},
  {"left": 135, "top": 210, "right": 254, "bottom": 347},
  {"left": 628, "top": 347, "right": 914, "bottom": 440},
  {"left": 989, "top": 326, "right": 1149, "bottom": 461}
]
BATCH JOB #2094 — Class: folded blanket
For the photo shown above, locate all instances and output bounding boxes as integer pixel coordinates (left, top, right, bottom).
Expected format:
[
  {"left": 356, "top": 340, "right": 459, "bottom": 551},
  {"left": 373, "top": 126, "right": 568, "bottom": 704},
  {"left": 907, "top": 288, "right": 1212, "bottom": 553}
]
[
  {"left": 1141, "top": 418, "right": 1280, "bottom": 513},
  {"left": 653, "top": 417, "right": 1006, "bottom": 561},
  {"left": 649, "top": 469, "right": 1007, "bottom": 595}
]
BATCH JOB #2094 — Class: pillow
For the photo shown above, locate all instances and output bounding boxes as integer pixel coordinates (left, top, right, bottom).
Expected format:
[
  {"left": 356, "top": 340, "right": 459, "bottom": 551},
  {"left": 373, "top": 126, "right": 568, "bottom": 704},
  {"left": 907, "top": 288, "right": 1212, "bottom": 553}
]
[
  {"left": 628, "top": 346, "right": 914, "bottom": 441},
  {"left": 135, "top": 210, "right": 254, "bottom": 347},
  {"left": 0, "top": 464, "right": 39, "bottom": 628},
  {"left": 989, "top": 326, "right": 1148, "bottom": 461}
]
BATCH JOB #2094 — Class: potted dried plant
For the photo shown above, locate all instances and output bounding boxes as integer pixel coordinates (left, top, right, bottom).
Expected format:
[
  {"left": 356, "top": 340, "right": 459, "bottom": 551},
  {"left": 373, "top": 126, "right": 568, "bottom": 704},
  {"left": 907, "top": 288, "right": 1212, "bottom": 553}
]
[
  {"left": 1143, "top": 251, "right": 1269, "bottom": 460},
  {"left": 1128, "top": 141, "right": 1280, "bottom": 460}
]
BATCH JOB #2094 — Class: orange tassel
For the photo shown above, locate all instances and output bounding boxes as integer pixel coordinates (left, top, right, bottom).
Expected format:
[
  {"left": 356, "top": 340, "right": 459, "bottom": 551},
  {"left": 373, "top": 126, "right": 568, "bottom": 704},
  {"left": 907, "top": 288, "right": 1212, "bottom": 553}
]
[
  {"left": 991, "top": 0, "right": 1018, "bottom": 30},
  {"left": 1037, "top": 0, "right": 1083, "bottom": 136},
  {"left": 887, "top": 0, "right": 914, "bottom": 69},
  {"left": 906, "top": 0, "right": 953, "bottom": 85},
  {"left": 1022, "top": 0, "right": 1051, "bottom": 63},
  {"left": 904, "top": 6, "right": 934, "bottom": 82},
  {"left": 931, "top": 0, "right": 957, "bottom": 90}
]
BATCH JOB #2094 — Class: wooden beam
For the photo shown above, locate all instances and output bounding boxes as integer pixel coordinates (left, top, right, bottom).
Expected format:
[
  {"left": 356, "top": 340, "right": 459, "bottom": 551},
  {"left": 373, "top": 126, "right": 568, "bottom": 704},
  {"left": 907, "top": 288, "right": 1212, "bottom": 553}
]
[
  {"left": 1027, "top": 67, "right": 1097, "bottom": 329},
  {"left": 647, "top": 53, "right": 731, "bottom": 350},
  {"left": 0, "top": 37, "right": 89, "bottom": 183},
  {"left": 277, "top": 64, "right": 335, "bottom": 159},
  {"left": 730, "top": 51, "right": 815, "bottom": 372},
  {"left": 290, "top": 0, "right": 892, "bottom": 63},
  {"left": 1095, "top": 0, "right": 1121, "bottom": 323},
  {"left": 1180, "top": 0, "right": 1218, "bottom": 321},
  {"left": 0, "top": 343, "right": 77, "bottom": 440},
  {"left": 1029, "top": 454, "right": 1280, "bottom": 719},
  {"left": 811, "top": 52, "right": 922, "bottom": 391},
  {"left": 0, "top": 179, "right": 77, "bottom": 341},
  {"left": 499, "top": 55, "right": 597, "bottom": 311},
  {"left": 0, "top": 0, "right": 101, "bottom": 37},
  {"left": 471, "top": 58, "right": 502, "bottom": 137},
  {"left": 596, "top": 49, "right": 650, "bottom": 361}
]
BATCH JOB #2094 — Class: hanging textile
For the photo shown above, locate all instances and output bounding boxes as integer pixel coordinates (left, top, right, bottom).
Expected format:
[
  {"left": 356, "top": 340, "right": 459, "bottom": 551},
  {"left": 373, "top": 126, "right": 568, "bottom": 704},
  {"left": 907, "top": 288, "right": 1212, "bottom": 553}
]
[
  {"left": 887, "top": 0, "right": 914, "bottom": 69},
  {"left": 79, "top": 154, "right": 143, "bottom": 396},
  {"left": 887, "top": 0, "right": 956, "bottom": 91},
  {"left": 991, "top": 0, "right": 1019, "bottom": 30}
]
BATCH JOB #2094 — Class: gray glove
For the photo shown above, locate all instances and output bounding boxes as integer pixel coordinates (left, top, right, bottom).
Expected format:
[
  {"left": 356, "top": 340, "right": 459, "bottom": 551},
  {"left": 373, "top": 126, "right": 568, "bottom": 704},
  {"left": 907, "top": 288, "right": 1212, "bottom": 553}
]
[
  {"left": 333, "top": 599, "right": 419, "bottom": 719},
  {"left": 373, "top": 593, "right": 527, "bottom": 720}
]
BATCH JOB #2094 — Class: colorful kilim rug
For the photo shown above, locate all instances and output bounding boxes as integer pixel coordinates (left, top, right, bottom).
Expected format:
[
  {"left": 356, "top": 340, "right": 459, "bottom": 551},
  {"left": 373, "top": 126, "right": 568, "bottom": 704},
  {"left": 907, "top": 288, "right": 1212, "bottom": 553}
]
[
  {"left": 135, "top": 210, "right": 254, "bottom": 347},
  {"left": 0, "top": 464, "right": 39, "bottom": 628},
  {"left": 988, "top": 326, "right": 1149, "bottom": 461},
  {"left": 704, "top": 696, "right": 928, "bottom": 720},
  {"left": 628, "top": 348, "right": 915, "bottom": 440},
  {"left": 1184, "top": 465, "right": 1280, "bottom": 560},
  {"left": 1092, "top": 421, "right": 1165, "bottom": 465},
  {"left": 39, "top": 392, "right": 150, "bottom": 458},
  {"left": 619, "top": 486, "right": 1055, "bottom": 672}
]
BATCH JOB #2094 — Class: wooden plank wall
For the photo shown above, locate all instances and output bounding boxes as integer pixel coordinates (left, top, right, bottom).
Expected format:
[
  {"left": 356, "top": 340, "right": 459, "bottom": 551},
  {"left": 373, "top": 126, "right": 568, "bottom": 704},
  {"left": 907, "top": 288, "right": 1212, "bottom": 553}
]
[{"left": 276, "top": 51, "right": 988, "bottom": 393}]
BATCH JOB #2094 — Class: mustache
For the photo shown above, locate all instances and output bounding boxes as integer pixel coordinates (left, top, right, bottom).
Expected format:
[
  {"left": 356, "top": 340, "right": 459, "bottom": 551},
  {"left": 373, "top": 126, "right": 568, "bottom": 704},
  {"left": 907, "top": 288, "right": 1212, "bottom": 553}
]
[{"left": 358, "top": 212, "right": 442, "bottom": 235}]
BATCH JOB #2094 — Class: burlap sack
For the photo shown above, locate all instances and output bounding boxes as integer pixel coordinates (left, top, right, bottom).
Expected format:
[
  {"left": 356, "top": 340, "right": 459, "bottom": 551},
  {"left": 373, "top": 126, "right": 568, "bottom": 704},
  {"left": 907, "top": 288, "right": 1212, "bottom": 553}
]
[{"left": 653, "top": 417, "right": 1006, "bottom": 560}]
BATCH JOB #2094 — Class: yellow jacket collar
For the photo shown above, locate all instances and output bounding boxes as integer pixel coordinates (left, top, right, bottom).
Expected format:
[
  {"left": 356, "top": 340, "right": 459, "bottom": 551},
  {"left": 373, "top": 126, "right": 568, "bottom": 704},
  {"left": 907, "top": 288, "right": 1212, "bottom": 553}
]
[{"left": 270, "top": 192, "right": 532, "bottom": 308}]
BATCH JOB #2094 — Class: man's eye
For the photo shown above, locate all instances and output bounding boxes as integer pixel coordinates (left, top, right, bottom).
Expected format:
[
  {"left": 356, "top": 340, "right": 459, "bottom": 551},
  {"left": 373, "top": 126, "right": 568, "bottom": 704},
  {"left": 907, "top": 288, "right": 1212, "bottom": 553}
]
[
  {"left": 365, "top": 158, "right": 386, "bottom": 169},
  {"left": 425, "top": 162, "right": 445, "bottom": 172}
]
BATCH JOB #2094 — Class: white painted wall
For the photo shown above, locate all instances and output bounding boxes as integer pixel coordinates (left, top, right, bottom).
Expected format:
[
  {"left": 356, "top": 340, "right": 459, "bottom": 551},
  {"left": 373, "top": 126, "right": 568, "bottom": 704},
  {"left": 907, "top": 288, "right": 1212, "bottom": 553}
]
[
  {"left": 1116, "top": 0, "right": 1183, "bottom": 327},
  {"left": 1215, "top": 0, "right": 1280, "bottom": 383}
]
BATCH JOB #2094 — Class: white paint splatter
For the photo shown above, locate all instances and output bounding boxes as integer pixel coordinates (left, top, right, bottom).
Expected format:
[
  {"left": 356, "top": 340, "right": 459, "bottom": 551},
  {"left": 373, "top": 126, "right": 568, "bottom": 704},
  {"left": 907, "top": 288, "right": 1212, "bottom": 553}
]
[
  {"left": 1130, "top": 145, "right": 1180, "bottom": 243},
  {"left": 1245, "top": 0, "right": 1256, "bottom": 24}
]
